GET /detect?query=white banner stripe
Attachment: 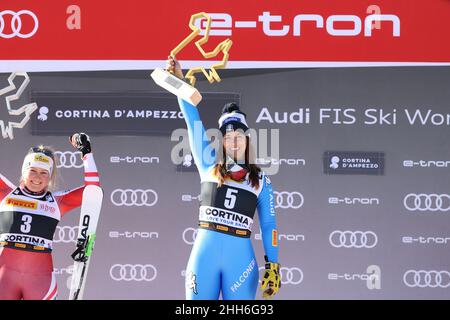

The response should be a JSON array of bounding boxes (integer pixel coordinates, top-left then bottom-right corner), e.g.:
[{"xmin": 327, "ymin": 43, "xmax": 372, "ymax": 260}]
[{"xmin": 1, "ymin": 60, "xmax": 450, "ymax": 73}]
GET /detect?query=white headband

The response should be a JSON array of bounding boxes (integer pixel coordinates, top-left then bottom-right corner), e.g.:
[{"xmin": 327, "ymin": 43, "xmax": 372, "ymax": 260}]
[
  {"xmin": 22, "ymin": 153, "xmax": 54, "ymax": 176},
  {"xmin": 218, "ymin": 112, "xmax": 249, "ymax": 129}
]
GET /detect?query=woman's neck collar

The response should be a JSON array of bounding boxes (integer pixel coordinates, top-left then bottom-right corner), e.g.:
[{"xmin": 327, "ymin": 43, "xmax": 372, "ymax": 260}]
[{"xmin": 21, "ymin": 185, "xmax": 47, "ymax": 198}]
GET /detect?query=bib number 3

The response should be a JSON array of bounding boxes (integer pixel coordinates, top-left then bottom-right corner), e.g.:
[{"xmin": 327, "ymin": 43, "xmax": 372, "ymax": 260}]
[{"xmin": 20, "ymin": 214, "xmax": 33, "ymax": 233}]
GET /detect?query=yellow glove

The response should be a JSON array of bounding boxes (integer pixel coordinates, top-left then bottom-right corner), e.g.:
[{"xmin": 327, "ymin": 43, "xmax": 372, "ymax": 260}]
[{"xmin": 260, "ymin": 256, "xmax": 281, "ymax": 299}]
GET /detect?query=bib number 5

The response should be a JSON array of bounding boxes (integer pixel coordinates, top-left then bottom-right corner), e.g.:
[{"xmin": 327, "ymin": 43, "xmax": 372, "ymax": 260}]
[{"xmin": 224, "ymin": 188, "xmax": 238, "ymax": 209}]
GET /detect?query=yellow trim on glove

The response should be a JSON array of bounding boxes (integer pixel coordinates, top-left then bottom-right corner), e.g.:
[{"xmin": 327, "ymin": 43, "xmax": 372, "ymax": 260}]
[{"xmin": 260, "ymin": 262, "xmax": 281, "ymax": 299}]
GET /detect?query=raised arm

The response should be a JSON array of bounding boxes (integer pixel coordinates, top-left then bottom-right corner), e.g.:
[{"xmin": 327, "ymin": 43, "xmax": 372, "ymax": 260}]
[
  {"xmin": 168, "ymin": 56, "xmax": 216, "ymax": 178},
  {"xmin": 55, "ymin": 133, "xmax": 100, "ymax": 217},
  {"xmin": 177, "ymin": 98, "xmax": 216, "ymax": 177}
]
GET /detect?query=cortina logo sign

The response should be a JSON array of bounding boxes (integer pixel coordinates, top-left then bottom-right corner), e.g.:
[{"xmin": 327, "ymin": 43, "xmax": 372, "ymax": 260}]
[
  {"xmin": 330, "ymin": 156, "xmax": 340, "ymax": 169},
  {"xmin": 324, "ymin": 151, "xmax": 384, "ymax": 175},
  {"xmin": 37, "ymin": 106, "xmax": 48, "ymax": 121}
]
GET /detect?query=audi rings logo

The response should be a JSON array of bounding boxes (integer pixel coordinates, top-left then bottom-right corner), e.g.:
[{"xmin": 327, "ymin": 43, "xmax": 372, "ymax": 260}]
[
  {"xmin": 110, "ymin": 264, "xmax": 157, "ymax": 282},
  {"xmin": 53, "ymin": 226, "xmax": 79, "ymax": 243},
  {"xmin": 0, "ymin": 10, "xmax": 39, "ymax": 39},
  {"xmin": 404, "ymin": 194, "xmax": 450, "ymax": 212},
  {"xmin": 403, "ymin": 270, "xmax": 450, "ymax": 288},
  {"xmin": 55, "ymin": 151, "xmax": 83, "ymax": 169},
  {"xmin": 111, "ymin": 189, "xmax": 158, "ymax": 207},
  {"xmin": 274, "ymin": 191, "xmax": 304, "ymax": 209},
  {"xmin": 280, "ymin": 267, "xmax": 304, "ymax": 285},
  {"xmin": 329, "ymin": 230, "xmax": 378, "ymax": 248},
  {"xmin": 182, "ymin": 227, "xmax": 198, "ymax": 245},
  {"xmin": 258, "ymin": 266, "xmax": 303, "ymax": 285}
]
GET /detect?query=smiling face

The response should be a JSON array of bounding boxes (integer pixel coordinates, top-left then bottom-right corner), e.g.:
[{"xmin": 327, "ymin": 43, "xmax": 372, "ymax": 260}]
[
  {"xmin": 223, "ymin": 130, "xmax": 247, "ymax": 162},
  {"xmin": 22, "ymin": 167, "xmax": 50, "ymax": 193}
]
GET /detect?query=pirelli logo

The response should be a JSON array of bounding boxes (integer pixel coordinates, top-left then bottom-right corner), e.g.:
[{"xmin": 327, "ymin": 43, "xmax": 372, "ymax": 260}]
[
  {"xmin": 6, "ymin": 198, "xmax": 38, "ymax": 210},
  {"xmin": 217, "ymin": 225, "xmax": 229, "ymax": 232},
  {"xmin": 272, "ymin": 229, "xmax": 278, "ymax": 247},
  {"xmin": 236, "ymin": 230, "xmax": 248, "ymax": 236},
  {"xmin": 199, "ymin": 221, "xmax": 250, "ymax": 237}
]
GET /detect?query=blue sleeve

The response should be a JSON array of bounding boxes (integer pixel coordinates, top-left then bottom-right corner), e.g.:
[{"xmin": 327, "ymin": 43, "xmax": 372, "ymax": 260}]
[
  {"xmin": 177, "ymin": 97, "xmax": 216, "ymax": 178},
  {"xmin": 256, "ymin": 173, "xmax": 278, "ymax": 263}
]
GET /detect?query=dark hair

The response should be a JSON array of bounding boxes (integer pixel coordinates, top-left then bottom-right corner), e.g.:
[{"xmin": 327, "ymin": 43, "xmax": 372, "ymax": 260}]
[
  {"xmin": 222, "ymin": 102, "xmax": 246, "ymax": 117},
  {"xmin": 213, "ymin": 136, "xmax": 261, "ymax": 189},
  {"xmin": 219, "ymin": 103, "xmax": 249, "ymax": 136}
]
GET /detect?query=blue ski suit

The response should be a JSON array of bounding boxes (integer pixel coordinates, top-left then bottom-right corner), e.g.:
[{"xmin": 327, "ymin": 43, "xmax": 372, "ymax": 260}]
[{"xmin": 178, "ymin": 98, "xmax": 278, "ymax": 300}]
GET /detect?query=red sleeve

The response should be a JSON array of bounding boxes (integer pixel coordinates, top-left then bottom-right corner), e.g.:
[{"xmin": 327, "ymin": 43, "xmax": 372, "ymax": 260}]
[
  {"xmin": 54, "ymin": 186, "xmax": 85, "ymax": 217},
  {"xmin": 0, "ymin": 174, "xmax": 15, "ymax": 201}
]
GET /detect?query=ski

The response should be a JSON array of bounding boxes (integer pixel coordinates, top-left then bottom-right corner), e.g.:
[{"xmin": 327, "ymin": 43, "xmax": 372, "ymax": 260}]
[{"xmin": 69, "ymin": 185, "xmax": 103, "ymax": 300}]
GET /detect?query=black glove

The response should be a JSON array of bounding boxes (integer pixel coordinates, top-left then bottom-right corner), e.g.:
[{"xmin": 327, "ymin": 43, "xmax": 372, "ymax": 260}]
[
  {"xmin": 70, "ymin": 132, "xmax": 91, "ymax": 157},
  {"xmin": 71, "ymin": 238, "xmax": 88, "ymax": 262}
]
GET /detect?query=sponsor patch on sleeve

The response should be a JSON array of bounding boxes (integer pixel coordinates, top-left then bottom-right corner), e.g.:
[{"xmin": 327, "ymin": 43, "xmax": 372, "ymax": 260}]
[{"xmin": 272, "ymin": 229, "xmax": 278, "ymax": 247}]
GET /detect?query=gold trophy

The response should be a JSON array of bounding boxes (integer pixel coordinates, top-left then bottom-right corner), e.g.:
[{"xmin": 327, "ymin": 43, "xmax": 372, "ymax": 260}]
[{"xmin": 151, "ymin": 12, "xmax": 232, "ymax": 106}]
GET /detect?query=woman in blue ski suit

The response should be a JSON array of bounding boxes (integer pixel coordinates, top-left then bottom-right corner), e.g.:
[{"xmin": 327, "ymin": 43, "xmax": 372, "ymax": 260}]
[{"xmin": 167, "ymin": 57, "xmax": 281, "ymax": 300}]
